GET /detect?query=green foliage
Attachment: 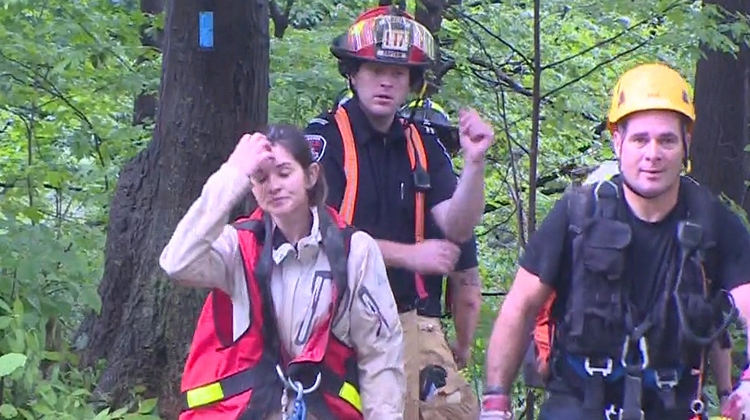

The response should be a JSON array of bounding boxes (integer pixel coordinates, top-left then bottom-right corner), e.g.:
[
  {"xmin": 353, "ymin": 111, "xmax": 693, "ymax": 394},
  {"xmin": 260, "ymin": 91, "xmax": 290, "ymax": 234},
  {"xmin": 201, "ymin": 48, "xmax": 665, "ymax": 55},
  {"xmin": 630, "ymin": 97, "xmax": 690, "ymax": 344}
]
[
  {"xmin": 1, "ymin": 0, "xmax": 749, "ymax": 417},
  {"xmin": 0, "ymin": 0, "xmax": 157, "ymax": 418}
]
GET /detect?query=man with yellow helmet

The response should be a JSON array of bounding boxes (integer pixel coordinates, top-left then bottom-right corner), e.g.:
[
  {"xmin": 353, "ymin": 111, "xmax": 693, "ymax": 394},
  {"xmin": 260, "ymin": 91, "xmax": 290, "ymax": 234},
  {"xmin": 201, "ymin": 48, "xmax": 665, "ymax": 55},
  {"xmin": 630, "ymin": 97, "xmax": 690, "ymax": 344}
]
[
  {"xmin": 481, "ymin": 62, "xmax": 750, "ymax": 420},
  {"xmin": 305, "ymin": 4, "xmax": 493, "ymax": 419}
]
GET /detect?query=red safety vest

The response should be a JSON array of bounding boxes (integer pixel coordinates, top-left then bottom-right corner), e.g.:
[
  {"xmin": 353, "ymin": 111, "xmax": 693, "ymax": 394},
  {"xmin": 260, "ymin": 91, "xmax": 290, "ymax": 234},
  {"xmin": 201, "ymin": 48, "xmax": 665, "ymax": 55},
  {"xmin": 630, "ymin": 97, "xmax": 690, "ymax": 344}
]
[{"xmin": 179, "ymin": 206, "xmax": 363, "ymax": 420}]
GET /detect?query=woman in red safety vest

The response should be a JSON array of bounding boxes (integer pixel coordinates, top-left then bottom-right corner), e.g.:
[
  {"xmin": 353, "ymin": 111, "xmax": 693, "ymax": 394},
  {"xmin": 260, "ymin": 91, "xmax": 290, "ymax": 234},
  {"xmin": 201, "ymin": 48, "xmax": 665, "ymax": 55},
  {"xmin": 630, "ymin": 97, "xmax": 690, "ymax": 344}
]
[{"xmin": 159, "ymin": 124, "xmax": 405, "ymax": 420}]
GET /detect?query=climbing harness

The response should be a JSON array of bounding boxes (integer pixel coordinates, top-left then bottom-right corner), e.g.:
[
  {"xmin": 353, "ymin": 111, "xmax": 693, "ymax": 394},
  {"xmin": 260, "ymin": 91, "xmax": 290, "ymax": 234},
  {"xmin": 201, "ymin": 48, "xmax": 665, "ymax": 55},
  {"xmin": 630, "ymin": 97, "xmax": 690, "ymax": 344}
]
[
  {"xmin": 277, "ymin": 364, "xmax": 322, "ymax": 420},
  {"xmin": 542, "ymin": 176, "xmax": 738, "ymax": 419}
]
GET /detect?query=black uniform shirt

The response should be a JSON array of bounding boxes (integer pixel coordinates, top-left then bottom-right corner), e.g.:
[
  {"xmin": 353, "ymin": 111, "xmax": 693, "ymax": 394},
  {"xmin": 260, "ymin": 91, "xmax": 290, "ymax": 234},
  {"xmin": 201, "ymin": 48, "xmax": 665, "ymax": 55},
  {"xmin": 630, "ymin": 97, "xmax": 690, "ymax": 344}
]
[{"xmin": 304, "ymin": 98, "xmax": 460, "ymax": 311}]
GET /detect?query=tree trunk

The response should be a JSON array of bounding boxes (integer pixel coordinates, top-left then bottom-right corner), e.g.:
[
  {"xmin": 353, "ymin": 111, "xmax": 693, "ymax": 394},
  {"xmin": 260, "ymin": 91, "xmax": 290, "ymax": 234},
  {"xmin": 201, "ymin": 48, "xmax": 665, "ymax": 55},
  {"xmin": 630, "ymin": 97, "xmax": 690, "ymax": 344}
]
[
  {"xmin": 415, "ymin": 0, "xmax": 454, "ymax": 97},
  {"xmin": 74, "ymin": 0, "xmax": 270, "ymax": 417},
  {"xmin": 132, "ymin": 0, "xmax": 165, "ymax": 127},
  {"xmin": 690, "ymin": 0, "xmax": 750, "ymax": 211}
]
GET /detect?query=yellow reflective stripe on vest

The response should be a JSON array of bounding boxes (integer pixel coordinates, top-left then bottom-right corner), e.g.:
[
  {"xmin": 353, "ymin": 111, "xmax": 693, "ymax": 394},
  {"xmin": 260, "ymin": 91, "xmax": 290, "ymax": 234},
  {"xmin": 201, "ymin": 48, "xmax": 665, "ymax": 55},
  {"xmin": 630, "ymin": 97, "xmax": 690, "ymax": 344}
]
[
  {"xmin": 185, "ymin": 382, "xmax": 224, "ymax": 409},
  {"xmin": 339, "ymin": 381, "xmax": 362, "ymax": 411},
  {"xmin": 184, "ymin": 379, "xmax": 362, "ymax": 412}
]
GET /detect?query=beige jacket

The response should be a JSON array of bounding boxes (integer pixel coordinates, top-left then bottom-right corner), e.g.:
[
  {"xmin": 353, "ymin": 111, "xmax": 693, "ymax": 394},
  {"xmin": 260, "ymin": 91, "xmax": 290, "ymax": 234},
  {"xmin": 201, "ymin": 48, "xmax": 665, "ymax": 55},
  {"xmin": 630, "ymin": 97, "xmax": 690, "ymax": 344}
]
[{"xmin": 159, "ymin": 163, "xmax": 405, "ymax": 419}]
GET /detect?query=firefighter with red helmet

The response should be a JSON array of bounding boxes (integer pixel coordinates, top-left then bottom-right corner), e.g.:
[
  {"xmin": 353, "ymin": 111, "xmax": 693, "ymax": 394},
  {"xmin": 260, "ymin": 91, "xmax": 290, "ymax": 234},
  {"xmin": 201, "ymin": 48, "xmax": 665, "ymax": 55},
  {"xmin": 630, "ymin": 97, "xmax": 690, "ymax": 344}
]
[{"xmin": 305, "ymin": 5, "xmax": 493, "ymax": 420}]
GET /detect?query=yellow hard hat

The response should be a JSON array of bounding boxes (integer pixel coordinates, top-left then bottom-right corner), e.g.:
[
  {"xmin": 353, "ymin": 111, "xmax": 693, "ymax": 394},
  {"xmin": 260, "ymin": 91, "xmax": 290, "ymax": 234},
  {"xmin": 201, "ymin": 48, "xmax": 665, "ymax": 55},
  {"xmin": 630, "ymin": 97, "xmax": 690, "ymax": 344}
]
[{"xmin": 607, "ymin": 63, "xmax": 695, "ymax": 134}]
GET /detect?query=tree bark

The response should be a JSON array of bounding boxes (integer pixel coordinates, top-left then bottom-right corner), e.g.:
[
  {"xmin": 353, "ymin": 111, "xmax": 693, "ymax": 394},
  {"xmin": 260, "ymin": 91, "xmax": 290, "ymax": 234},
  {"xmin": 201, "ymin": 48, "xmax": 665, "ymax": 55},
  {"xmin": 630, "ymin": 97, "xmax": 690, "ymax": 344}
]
[
  {"xmin": 690, "ymin": 0, "xmax": 750, "ymax": 211},
  {"xmin": 74, "ymin": 0, "xmax": 270, "ymax": 417},
  {"xmin": 132, "ymin": 0, "xmax": 164, "ymax": 127}
]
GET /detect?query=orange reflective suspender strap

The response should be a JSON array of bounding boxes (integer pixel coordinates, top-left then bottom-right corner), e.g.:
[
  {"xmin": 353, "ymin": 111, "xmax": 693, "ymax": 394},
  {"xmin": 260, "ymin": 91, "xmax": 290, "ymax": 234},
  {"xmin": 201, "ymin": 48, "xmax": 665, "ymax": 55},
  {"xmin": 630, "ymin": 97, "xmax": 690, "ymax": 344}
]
[
  {"xmin": 333, "ymin": 107, "xmax": 429, "ymax": 300},
  {"xmin": 334, "ymin": 107, "xmax": 359, "ymax": 225},
  {"xmin": 405, "ymin": 124, "xmax": 429, "ymax": 300}
]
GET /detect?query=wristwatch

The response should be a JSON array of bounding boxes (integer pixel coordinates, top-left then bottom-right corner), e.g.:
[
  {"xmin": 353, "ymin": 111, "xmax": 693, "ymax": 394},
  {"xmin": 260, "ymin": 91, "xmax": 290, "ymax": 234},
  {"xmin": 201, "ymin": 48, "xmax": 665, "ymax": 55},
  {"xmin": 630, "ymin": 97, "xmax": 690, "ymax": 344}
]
[
  {"xmin": 483, "ymin": 386, "xmax": 508, "ymax": 396},
  {"xmin": 482, "ymin": 387, "xmax": 511, "ymax": 413}
]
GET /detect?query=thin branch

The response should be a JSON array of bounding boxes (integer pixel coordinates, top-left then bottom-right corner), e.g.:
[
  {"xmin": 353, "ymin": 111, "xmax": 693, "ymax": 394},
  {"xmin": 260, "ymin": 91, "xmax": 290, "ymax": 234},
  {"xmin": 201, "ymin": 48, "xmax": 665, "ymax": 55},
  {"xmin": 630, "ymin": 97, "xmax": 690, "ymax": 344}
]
[
  {"xmin": 460, "ymin": 19, "xmax": 531, "ymax": 157},
  {"xmin": 542, "ymin": 37, "xmax": 652, "ymax": 100},
  {"xmin": 467, "ymin": 57, "xmax": 533, "ymax": 97},
  {"xmin": 269, "ymin": 0, "xmax": 296, "ymax": 39},
  {"xmin": 61, "ymin": 7, "xmax": 136, "ymax": 73},
  {"xmin": 477, "ymin": 208, "xmax": 516, "ymax": 237},
  {"xmin": 542, "ymin": 0, "xmax": 682, "ymax": 71},
  {"xmin": 527, "ymin": 0, "xmax": 541, "ymax": 236},
  {"xmin": 0, "ymin": 181, "xmax": 84, "ymax": 192},
  {"xmin": 453, "ymin": 8, "xmax": 532, "ymax": 67},
  {"xmin": 0, "ymin": 51, "xmax": 109, "ymax": 173},
  {"xmin": 498, "ymin": 86, "xmax": 526, "ymax": 246}
]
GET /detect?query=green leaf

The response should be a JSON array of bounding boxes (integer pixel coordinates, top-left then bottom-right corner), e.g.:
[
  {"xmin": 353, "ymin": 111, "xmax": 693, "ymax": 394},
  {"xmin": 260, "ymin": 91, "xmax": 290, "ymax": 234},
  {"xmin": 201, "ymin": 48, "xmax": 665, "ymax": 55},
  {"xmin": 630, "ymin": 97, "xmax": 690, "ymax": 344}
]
[
  {"xmin": 41, "ymin": 351, "xmax": 63, "ymax": 361},
  {"xmin": 0, "ymin": 316, "xmax": 12, "ymax": 329},
  {"xmin": 0, "ymin": 404, "xmax": 17, "ymax": 419},
  {"xmin": 110, "ymin": 406, "xmax": 129, "ymax": 417},
  {"xmin": 137, "ymin": 398, "xmax": 158, "ymax": 414},
  {"xmin": 92, "ymin": 408, "xmax": 111, "ymax": 420},
  {"xmin": 0, "ymin": 353, "xmax": 27, "ymax": 377}
]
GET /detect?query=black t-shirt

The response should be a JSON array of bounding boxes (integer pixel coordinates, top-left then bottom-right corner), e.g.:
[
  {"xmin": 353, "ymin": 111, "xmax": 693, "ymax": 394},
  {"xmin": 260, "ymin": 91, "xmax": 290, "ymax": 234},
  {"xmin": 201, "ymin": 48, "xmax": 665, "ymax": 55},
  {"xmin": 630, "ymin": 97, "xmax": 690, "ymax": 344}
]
[
  {"xmin": 304, "ymin": 98, "xmax": 460, "ymax": 309},
  {"xmin": 521, "ymin": 186, "xmax": 750, "ymax": 320}
]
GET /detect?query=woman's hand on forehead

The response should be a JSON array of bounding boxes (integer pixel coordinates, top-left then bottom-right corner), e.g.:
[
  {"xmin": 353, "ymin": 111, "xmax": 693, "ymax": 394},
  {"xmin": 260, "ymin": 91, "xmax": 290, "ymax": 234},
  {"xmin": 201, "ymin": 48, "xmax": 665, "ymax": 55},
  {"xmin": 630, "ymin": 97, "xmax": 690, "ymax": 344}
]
[{"xmin": 227, "ymin": 132, "xmax": 276, "ymax": 178}]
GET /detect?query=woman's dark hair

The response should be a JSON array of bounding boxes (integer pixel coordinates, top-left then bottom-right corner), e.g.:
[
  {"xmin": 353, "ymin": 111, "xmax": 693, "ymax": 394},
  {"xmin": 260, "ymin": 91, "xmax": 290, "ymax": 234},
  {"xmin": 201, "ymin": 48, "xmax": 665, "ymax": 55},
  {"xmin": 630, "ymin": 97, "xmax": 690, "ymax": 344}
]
[
  {"xmin": 265, "ymin": 123, "xmax": 328, "ymax": 207},
  {"xmin": 230, "ymin": 123, "xmax": 328, "ymax": 219}
]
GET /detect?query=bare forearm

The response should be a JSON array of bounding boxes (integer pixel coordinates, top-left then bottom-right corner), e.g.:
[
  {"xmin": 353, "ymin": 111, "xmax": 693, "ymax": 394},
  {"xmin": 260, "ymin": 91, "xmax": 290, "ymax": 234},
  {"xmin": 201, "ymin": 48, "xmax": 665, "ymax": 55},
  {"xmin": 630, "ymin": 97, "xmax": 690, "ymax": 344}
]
[
  {"xmin": 485, "ymin": 303, "xmax": 534, "ymax": 389},
  {"xmin": 729, "ymin": 285, "xmax": 750, "ymax": 360},
  {"xmin": 450, "ymin": 272, "xmax": 481, "ymax": 348},
  {"xmin": 440, "ymin": 161, "xmax": 485, "ymax": 242},
  {"xmin": 453, "ymin": 300, "xmax": 480, "ymax": 349},
  {"xmin": 374, "ymin": 240, "xmax": 413, "ymax": 269},
  {"xmin": 709, "ymin": 343, "xmax": 733, "ymax": 394}
]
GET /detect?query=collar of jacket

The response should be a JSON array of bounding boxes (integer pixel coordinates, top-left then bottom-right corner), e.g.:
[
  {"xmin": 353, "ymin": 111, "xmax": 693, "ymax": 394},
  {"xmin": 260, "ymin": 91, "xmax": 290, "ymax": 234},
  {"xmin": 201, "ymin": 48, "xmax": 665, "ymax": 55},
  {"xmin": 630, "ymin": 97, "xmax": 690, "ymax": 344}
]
[
  {"xmin": 271, "ymin": 206, "xmax": 322, "ymax": 264},
  {"xmin": 344, "ymin": 97, "xmax": 409, "ymax": 145}
]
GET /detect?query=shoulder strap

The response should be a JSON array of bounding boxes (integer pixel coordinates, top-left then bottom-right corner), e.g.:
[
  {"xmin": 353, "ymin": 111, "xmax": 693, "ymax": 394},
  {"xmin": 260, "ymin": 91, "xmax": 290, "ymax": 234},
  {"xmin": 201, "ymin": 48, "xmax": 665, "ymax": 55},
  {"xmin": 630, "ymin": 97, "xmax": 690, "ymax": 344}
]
[
  {"xmin": 680, "ymin": 176, "xmax": 717, "ymax": 251},
  {"xmin": 405, "ymin": 125, "xmax": 429, "ymax": 243},
  {"xmin": 318, "ymin": 208, "xmax": 354, "ymax": 309},
  {"xmin": 232, "ymin": 213, "xmax": 281, "ymax": 355},
  {"xmin": 566, "ymin": 184, "xmax": 596, "ymax": 235},
  {"xmin": 566, "ymin": 176, "xmax": 623, "ymax": 233},
  {"xmin": 333, "ymin": 107, "xmax": 359, "ymax": 225},
  {"xmin": 342, "ymin": 226, "xmax": 357, "ymax": 257},
  {"xmin": 405, "ymin": 125, "xmax": 430, "ymax": 300},
  {"xmin": 232, "ymin": 218, "xmax": 264, "ymax": 235}
]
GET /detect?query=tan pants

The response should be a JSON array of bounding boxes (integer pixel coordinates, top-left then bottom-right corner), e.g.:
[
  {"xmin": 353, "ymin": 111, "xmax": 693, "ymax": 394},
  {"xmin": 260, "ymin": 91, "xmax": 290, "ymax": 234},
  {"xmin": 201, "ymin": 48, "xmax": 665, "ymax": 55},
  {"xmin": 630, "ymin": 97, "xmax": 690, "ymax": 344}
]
[{"xmin": 400, "ymin": 310, "xmax": 479, "ymax": 420}]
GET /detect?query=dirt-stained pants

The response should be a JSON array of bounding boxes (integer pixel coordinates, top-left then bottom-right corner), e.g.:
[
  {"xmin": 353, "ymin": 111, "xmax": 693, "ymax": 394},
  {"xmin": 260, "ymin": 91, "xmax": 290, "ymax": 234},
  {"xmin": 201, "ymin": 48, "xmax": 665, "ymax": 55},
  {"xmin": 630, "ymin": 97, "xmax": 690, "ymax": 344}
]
[{"xmin": 400, "ymin": 310, "xmax": 479, "ymax": 420}]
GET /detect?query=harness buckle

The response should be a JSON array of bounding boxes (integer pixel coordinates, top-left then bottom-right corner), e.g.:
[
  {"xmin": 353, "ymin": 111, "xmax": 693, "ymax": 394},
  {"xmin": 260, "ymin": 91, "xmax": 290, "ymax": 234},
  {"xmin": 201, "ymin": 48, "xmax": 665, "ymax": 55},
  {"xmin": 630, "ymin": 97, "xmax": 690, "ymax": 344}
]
[
  {"xmin": 605, "ymin": 404, "xmax": 621, "ymax": 420},
  {"xmin": 584, "ymin": 357, "xmax": 613, "ymax": 377},
  {"xmin": 620, "ymin": 336, "xmax": 650, "ymax": 370},
  {"xmin": 654, "ymin": 369, "xmax": 679, "ymax": 390},
  {"xmin": 413, "ymin": 167, "xmax": 431, "ymax": 191},
  {"xmin": 275, "ymin": 364, "xmax": 323, "ymax": 394},
  {"xmin": 605, "ymin": 405, "xmax": 644, "ymax": 420},
  {"xmin": 690, "ymin": 399, "xmax": 704, "ymax": 415}
]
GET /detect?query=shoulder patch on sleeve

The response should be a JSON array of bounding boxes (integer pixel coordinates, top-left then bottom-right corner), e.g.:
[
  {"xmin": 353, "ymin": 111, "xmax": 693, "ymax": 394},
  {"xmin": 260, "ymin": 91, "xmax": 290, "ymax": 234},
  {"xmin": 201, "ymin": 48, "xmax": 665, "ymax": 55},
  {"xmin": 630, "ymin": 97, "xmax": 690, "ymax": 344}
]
[
  {"xmin": 306, "ymin": 134, "xmax": 327, "ymax": 162},
  {"xmin": 307, "ymin": 117, "xmax": 329, "ymax": 126}
]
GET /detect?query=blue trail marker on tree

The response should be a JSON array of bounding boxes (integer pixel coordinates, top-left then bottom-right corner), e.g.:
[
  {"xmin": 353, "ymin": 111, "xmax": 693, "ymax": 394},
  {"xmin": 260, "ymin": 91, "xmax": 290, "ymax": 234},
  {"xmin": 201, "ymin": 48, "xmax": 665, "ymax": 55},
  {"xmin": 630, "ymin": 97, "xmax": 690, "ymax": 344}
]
[{"xmin": 198, "ymin": 0, "xmax": 214, "ymax": 50}]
